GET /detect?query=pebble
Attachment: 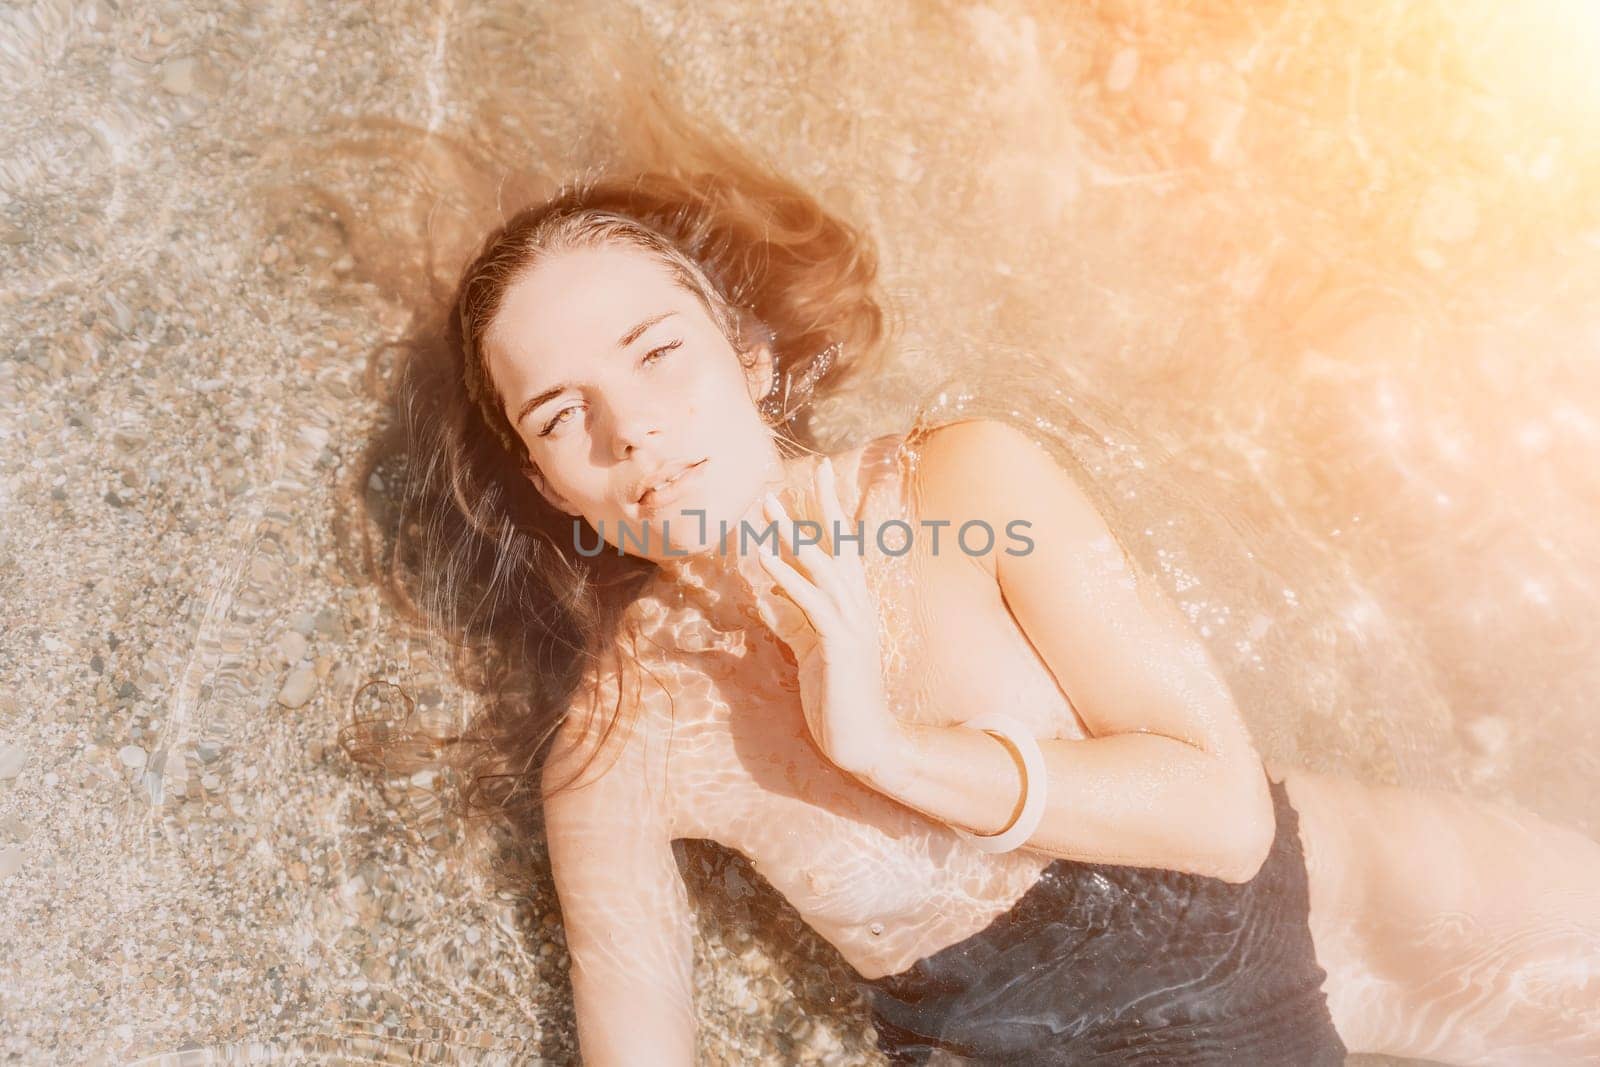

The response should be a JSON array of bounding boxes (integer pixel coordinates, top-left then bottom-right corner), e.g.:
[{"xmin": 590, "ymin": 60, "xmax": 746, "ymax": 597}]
[
  {"xmin": 1413, "ymin": 180, "xmax": 1479, "ymax": 247},
  {"xmin": 0, "ymin": 743, "xmax": 26, "ymax": 780},
  {"xmin": 276, "ymin": 668, "xmax": 318, "ymax": 708},
  {"xmin": 1104, "ymin": 46, "xmax": 1138, "ymax": 93},
  {"xmin": 313, "ymin": 607, "xmax": 346, "ymax": 640},
  {"xmin": 138, "ymin": 658, "xmax": 167, "ymax": 687},
  {"xmin": 0, "ymin": 846, "xmax": 23, "ymax": 880},
  {"xmin": 117, "ymin": 744, "xmax": 147, "ymax": 769},
  {"xmin": 275, "ymin": 630, "xmax": 308, "ymax": 665},
  {"xmin": 1467, "ymin": 716, "xmax": 1510, "ymax": 757},
  {"xmin": 1133, "ymin": 58, "xmax": 1193, "ymax": 126},
  {"xmin": 158, "ymin": 57, "xmax": 195, "ymax": 95}
]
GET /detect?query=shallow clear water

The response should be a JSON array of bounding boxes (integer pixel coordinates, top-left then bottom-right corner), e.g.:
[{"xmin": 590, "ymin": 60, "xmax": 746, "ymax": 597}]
[{"xmin": 2, "ymin": 0, "xmax": 1597, "ymax": 1063}]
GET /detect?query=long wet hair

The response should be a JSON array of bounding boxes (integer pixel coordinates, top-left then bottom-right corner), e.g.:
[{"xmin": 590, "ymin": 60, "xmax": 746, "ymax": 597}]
[{"xmin": 339, "ymin": 102, "xmax": 892, "ymax": 832}]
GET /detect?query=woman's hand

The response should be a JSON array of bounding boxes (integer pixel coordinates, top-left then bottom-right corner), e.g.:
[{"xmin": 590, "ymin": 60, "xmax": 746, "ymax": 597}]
[{"xmin": 751, "ymin": 457, "xmax": 910, "ymax": 780}]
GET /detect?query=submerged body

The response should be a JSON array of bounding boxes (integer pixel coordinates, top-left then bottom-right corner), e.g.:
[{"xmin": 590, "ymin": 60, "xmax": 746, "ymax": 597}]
[
  {"xmin": 546, "ymin": 428, "xmax": 1600, "ymax": 1064},
  {"xmin": 421, "ymin": 163, "xmax": 1600, "ymax": 1065}
]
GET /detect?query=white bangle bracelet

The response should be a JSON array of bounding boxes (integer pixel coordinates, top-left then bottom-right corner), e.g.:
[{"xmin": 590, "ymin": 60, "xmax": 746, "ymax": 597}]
[{"xmin": 949, "ymin": 712, "xmax": 1048, "ymax": 854}]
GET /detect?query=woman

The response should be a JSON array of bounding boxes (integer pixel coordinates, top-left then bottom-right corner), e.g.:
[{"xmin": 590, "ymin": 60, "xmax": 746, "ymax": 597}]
[{"xmin": 349, "ymin": 148, "xmax": 1600, "ymax": 1065}]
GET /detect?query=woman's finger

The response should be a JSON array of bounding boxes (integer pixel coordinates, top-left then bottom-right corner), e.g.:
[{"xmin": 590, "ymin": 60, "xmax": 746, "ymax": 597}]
[
  {"xmin": 756, "ymin": 540, "xmax": 833, "ymax": 629},
  {"xmin": 791, "ymin": 532, "xmax": 841, "ymax": 598},
  {"xmin": 765, "ymin": 491, "xmax": 847, "ymax": 605}
]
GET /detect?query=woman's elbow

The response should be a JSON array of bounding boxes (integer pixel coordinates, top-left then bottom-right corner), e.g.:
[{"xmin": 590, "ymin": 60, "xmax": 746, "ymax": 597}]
[{"xmin": 1211, "ymin": 764, "xmax": 1276, "ymax": 884}]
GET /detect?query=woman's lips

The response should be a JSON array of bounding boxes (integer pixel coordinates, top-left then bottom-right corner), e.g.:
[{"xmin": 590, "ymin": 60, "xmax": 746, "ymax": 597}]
[{"xmin": 637, "ymin": 458, "xmax": 708, "ymax": 512}]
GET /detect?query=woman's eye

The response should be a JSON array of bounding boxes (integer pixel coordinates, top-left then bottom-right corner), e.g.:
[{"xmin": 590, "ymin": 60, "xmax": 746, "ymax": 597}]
[
  {"xmin": 641, "ymin": 339, "xmax": 682, "ymax": 367},
  {"xmin": 538, "ymin": 405, "xmax": 581, "ymax": 437},
  {"xmin": 536, "ymin": 341, "xmax": 679, "ymax": 438}
]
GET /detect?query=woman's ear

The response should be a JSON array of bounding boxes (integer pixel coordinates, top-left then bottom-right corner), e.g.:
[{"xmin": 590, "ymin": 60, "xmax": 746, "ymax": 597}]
[
  {"xmin": 521, "ymin": 462, "xmax": 581, "ymax": 517},
  {"xmin": 743, "ymin": 340, "xmax": 777, "ymax": 406}
]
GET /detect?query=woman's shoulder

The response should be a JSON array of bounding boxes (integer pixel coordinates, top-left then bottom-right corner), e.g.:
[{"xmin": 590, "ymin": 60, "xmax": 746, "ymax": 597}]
[
  {"xmin": 904, "ymin": 414, "xmax": 1038, "ymax": 467},
  {"xmin": 552, "ymin": 619, "xmax": 701, "ymax": 777},
  {"xmin": 824, "ymin": 420, "xmax": 1013, "ymax": 533},
  {"xmin": 904, "ymin": 416, "xmax": 1056, "ymax": 504},
  {"xmin": 860, "ymin": 416, "xmax": 1036, "ymax": 516}
]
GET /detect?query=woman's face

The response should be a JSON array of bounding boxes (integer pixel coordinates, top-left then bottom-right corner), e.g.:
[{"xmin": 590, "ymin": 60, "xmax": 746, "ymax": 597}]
[{"xmin": 484, "ymin": 242, "xmax": 781, "ymax": 561}]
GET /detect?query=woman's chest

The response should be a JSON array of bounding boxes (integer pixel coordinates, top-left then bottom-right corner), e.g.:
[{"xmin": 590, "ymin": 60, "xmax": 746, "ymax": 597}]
[
  {"xmin": 650, "ymin": 439, "xmax": 1087, "ymax": 972},
  {"xmin": 868, "ymin": 523, "xmax": 1087, "ymax": 742},
  {"xmin": 656, "ymin": 616, "xmax": 1055, "ymax": 976},
  {"xmin": 658, "ymin": 436, "xmax": 1086, "ymax": 827}
]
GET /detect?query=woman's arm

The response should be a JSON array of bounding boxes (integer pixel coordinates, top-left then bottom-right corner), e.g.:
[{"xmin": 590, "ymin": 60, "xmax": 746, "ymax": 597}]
[
  {"xmin": 541, "ymin": 683, "xmax": 698, "ymax": 1066},
  {"xmin": 858, "ymin": 418, "xmax": 1275, "ymax": 883}
]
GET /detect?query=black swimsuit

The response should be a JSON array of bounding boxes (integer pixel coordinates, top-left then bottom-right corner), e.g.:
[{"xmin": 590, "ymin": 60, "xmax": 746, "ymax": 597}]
[{"xmin": 857, "ymin": 775, "xmax": 1348, "ymax": 1065}]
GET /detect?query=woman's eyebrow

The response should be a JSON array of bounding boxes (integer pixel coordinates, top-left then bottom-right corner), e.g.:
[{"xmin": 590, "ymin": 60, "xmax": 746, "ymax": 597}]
[{"xmin": 513, "ymin": 310, "xmax": 678, "ymax": 426}]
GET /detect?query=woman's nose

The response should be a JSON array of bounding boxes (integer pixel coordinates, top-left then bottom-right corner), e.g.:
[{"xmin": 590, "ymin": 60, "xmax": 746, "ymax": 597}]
[{"xmin": 604, "ymin": 400, "xmax": 660, "ymax": 460}]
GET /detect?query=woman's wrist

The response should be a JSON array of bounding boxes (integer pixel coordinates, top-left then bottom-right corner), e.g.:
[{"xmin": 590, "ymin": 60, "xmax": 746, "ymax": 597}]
[
  {"xmin": 844, "ymin": 718, "xmax": 920, "ymax": 793},
  {"xmin": 848, "ymin": 716, "xmax": 1050, "ymax": 855},
  {"xmin": 945, "ymin": 713, "xmax": 1049, "ymax": 853}
]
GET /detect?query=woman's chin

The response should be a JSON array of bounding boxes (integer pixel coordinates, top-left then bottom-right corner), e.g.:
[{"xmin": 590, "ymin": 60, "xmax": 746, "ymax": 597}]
[
  {"xmin": 607, "ymin": 511, "xmax": 730, "ymax": 561},
  {"xmin": 591, "ymin": 490, "xmax": 767, "ymax": 561}
]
